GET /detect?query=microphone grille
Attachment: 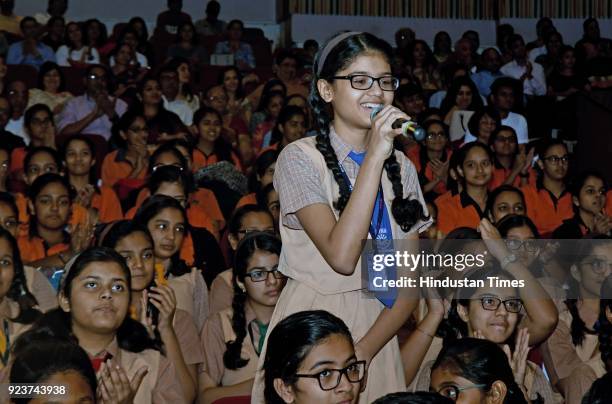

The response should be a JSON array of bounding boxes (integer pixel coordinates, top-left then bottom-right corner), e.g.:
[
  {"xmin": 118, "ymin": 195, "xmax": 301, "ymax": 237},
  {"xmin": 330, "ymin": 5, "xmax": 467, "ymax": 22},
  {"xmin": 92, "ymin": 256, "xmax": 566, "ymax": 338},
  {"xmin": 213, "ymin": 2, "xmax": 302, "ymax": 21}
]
[{"xmin": 370, "ymin": 105, "xmax": 384, "ymax": 121}]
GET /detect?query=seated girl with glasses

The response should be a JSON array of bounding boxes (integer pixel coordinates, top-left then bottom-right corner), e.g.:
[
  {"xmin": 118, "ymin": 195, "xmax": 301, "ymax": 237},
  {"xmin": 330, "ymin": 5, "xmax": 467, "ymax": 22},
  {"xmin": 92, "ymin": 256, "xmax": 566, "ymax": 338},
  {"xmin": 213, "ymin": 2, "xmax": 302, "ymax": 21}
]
[
  {"xmin": 542, "ymin": 236, "xmax": 612, "ymax": 403},
  {"xmin": 553, "ymin": 171, "xmax": 611, "ymax": 239},
  {"xmin": 209, "ymin": 205, "xmax": 275, "ymax": 315},
  {"xmin": 403, "ymin": 219, "xmax": 557, "ymax": 400},
  {"xmin": 198, "ymin": 232, "xmax": 285, "ymax": 403},
  {"xmin": 488, "ymin": 126, "xmax": 535, "ymax": 191},
  {"xmin": 521, "ymin": 139, "xmax": 572, "ymax": 237},
  {"xmin": 430, "ymin": 338, "xmax": 528, "ymax": 403},
  {"xmin": 410, "ymin": 265, "xmax": 558, "ymax": 402},
  {"xmin": 498, "ymin": 214, "xmax": 571, "ymax": 311},
  {"xmin": 264, "ymin": 310, "xmax": 364, "ymax": 404}
]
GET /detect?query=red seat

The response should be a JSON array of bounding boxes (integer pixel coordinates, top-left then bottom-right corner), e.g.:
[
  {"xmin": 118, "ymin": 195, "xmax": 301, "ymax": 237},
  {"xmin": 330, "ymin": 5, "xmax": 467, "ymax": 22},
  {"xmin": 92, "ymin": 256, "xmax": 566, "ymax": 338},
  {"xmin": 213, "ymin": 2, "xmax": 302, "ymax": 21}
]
[
  {"xmin": 6, "ymin": 64, "xmax": 37, "ymax": 89},
  {"xmin": 59, "ymin": 66, "xmax": 87, "ymax": 95},
  {"xmin": 200, "ymin": 34, "xmax": 224, "ymax": 55},
  {"xmin": 55, "ymin": 133, "xmax": 108, "ymax": 179},
  {"xmin": 245, "ymin": 36, "xmax": 272, "ymax": 67}
]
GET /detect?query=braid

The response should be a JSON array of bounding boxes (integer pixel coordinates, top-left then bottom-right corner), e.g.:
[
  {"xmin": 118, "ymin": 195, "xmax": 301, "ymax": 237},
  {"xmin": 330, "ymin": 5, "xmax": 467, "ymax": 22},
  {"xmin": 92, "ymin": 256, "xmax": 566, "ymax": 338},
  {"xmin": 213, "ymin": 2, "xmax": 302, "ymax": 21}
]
[
  {"xmin": 565, "ymin": 299, "xmax": 588, "ymax": 346},
  {"xmin": 383, "ymin": 154, "xmax": 427, "ymax": 232},
  {"xmin": 310, "ymin": 84, "xmax": 351, "ymax": 213},
  {"xmin": 223, "ymin": 280, "xmax": 249, "ymax": 370},
  {"xmin": 439, "ymin": 300, "xmax": 467, "ymax": 346},
  {"xmin": 599, "ymin": 318, "xmax": 612, "ymax": 371}
]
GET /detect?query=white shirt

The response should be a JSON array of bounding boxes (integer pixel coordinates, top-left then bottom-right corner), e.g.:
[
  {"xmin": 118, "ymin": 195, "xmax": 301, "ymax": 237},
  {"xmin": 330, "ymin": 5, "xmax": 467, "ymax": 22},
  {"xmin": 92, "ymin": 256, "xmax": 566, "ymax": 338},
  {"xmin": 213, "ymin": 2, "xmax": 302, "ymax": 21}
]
[
  {"xmin": 110, "ymin": 52, "xmax": 149, "ymax": 69},
  {"xmin": 56, "ymin": 45, "xmax": 100, "ymax": 67},
  {"xmin": 464, "ymin": 111, "xmax": 528, "ymax": 144},
  {"xmin": 500, "ymin": 60, "xmax": 547, "ymax": 96},
  {"xmin": 163, "ymin": 96, "xmax": 193, "ymax": 126},
  {"xmin": 5, "ymin": 117, "xmax": 28, "ymax": 145},
  {"xmin": 529, "ymin": 46, "xmax": 547, "ymax": 62}
]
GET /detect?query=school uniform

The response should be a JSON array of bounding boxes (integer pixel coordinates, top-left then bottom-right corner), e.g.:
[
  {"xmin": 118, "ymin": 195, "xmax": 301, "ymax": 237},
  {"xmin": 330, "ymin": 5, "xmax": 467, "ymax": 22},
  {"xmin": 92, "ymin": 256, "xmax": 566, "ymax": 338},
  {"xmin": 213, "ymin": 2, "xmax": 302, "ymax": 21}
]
[
  {"xmin": 23, "ymin": 265, "xmax": 59, "ymax": 312},
  {"xmin": 406, "ymin": 146, "xmax": 452, "ymax": 197},
  {"xmin": 101, "ymin": 150, "xmax": 148, "ymax": 188},
  {"xmin": 166, "ymin": 266, "xmax": 209, "ymax": 332},
  {"xmin": 199, "ymin": 304, "xmax": 263, "ymax": 387},
  {"xmin": 435, "ymin": 190, "xmax": 487, "ymax": 235},
  {"xmin": 88, "ymin": 337, "xmax": 184, "ymax": 404},
  {"xmin": 126, "ymin": 199, "xmax": 219, "ymax": 241},
  {"xmin": 14, "ymin": 193, "xmax": 90, "ymax": 238},
  {"xmin": 542, "ymin": 310, "xmax": 606, "ymax": 403},
  {"xmin": 488, "ymin": 165, "xmax": 536, "ymax": 191},
  {"xmin": 552, "ymin": 214, "xmax": 590, "ymax": 239},
  {"xmin": 89, "ymin": 186, "xmax": 123, "ymax": 223},
  {"xmin": 17, "ymin": 234, "xmax": 69, "ymax": 264},
  {"xmin": 208, "ymin": 269, "xmax": 234, "ymax": 315},
  {"xmin": 250, "ymin": 128, "xmax": 432, "ymax": 403},
  {"xmin": 235, "ymin": 193, "xmax": 257, "ymax": 210},
  {"xmin": 133, "ymin": 188, "xmax": 225, "ymax": 232},
  {"xmin": 521, "ymin": 180, "xmax": 573, "ymax": 237},
  {"xmin": 0, "ymin": 299, "xmax": 35, "ymax": 399},
  {"xmin": 192, "ymin": 149, "xmax": 243, "ymax": 172}
]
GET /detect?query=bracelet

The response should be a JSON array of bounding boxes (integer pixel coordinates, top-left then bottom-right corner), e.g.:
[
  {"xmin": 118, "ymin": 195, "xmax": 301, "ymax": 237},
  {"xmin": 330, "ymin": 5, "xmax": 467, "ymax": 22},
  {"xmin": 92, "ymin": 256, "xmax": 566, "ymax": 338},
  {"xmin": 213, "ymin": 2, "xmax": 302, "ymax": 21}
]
[{"xmin": 416, "ymin": 327, "xmax": 435, "ymax": 339}]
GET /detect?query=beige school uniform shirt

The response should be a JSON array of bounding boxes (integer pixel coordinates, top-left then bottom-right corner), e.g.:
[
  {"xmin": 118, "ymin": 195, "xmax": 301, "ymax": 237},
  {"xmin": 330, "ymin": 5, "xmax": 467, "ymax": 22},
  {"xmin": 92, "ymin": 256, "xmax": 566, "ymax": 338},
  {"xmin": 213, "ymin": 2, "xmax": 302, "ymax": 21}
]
[
  {"xmin": 208, "ymin": 268, "xmax": 234, "ymax": 315},
  {"xmin": 250, "ymin": 127, "xmax": 431, "ymax": 403},
  {"xmin": 199, "ymin": 303, "xmax": 261, "ymax": 387},
  {"xmin": 542, "ymin": 309, "xmax": 606, "ymax": 404},
  {"xmin": 167, "ymin": 267, "xmax": 209, "ymax": 332}
]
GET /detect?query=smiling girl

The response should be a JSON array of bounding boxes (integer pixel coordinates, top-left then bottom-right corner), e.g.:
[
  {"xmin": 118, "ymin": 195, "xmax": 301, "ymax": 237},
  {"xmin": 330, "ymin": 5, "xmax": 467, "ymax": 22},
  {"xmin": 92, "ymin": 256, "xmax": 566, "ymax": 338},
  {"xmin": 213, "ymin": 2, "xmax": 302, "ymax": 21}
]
[
  {"xmin": 192, "ymin": 106, "xmax": 243, "ymax": 171},
  {"xmin": 251, "ymin": 32, "xmax": 431, "ymax": 402},
  {"xmin": 264, "ymin": 310, "xmax": 364, "ymax": 404}
]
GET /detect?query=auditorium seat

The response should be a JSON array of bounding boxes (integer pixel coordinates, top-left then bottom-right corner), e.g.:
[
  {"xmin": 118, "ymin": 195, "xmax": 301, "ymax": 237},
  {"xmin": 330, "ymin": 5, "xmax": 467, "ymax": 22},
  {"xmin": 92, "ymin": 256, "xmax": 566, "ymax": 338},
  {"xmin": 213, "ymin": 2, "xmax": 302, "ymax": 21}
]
[{"xmin": 6, "ymin": 64, "xmax": 37, "ymax": 89}]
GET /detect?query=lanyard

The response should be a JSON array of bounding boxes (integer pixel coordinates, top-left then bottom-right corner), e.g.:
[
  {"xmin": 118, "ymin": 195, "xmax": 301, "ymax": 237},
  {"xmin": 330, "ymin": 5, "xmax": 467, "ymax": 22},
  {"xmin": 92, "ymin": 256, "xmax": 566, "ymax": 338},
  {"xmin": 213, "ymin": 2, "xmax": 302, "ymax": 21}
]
[
  {"xmin": 337, "ymin": 162, "xmax": 386, "ymax": 240},
  {"xmin": 0, "ymin": 320, "xmax": 9, "ymax": 368}
]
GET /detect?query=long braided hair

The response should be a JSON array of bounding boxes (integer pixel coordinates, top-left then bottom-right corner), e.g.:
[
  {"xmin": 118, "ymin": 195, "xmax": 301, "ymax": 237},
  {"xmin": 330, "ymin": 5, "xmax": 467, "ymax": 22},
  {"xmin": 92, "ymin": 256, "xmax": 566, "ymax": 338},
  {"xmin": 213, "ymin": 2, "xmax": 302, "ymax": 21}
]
[
  {"xmin": 223, "ymin": 232, "xmax": 282, "ymax": 369},
  {"xmin": 310, "ymin": 32, "xmax": 427, "ymax": 232}
]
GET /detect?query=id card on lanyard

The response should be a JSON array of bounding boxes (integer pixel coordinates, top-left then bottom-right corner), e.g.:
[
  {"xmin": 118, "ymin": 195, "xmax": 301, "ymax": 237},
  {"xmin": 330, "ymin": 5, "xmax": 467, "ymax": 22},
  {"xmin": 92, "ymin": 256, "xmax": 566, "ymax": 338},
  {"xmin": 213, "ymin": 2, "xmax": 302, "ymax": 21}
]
[{"xmin": 338, "ymin": 154, "xmax": 397, "ymax": 308}]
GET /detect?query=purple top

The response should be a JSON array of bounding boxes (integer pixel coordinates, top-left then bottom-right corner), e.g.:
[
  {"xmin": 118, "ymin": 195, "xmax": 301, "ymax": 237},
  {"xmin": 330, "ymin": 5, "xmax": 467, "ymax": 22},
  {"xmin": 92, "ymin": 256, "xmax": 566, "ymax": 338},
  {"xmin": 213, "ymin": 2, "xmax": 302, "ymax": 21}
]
[{"xmin": 58, "ymin": 94, "xmax": 127, "ymax": 140}]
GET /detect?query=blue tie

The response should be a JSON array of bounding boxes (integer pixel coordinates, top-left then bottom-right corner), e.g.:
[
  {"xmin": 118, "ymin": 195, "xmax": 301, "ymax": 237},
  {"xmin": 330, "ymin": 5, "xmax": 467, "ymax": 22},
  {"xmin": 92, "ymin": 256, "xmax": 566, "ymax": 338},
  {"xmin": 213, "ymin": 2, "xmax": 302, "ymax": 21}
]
[{"xmin": 348, "ymin": 151, "xmax": 397, "ymax": 308}]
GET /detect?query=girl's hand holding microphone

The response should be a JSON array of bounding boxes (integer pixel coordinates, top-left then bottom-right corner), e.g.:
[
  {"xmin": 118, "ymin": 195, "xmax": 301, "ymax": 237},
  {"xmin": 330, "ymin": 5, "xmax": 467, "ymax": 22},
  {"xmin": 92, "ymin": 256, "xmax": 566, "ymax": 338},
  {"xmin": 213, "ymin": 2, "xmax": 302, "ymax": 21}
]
[{"xmin": 368, "ymin": 104, "xmax": 412, "ymax": 160}]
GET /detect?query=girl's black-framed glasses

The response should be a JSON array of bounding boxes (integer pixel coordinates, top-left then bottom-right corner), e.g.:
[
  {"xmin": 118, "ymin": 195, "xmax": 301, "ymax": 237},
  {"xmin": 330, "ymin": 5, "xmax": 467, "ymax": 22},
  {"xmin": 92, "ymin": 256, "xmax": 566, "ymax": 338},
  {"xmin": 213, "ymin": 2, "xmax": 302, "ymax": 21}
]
[
  {"xmin": 331, "ymin": 75, "xmax": 399, "ymax": 91},
  {"xmin": 294, "ymin": 360, "xmax": 366, "ymax": 390}
]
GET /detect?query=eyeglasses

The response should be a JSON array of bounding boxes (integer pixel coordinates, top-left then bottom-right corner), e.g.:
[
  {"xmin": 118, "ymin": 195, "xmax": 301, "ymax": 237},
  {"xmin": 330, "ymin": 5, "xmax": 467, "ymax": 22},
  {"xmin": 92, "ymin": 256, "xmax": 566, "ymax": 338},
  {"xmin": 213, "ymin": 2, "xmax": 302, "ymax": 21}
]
[
  {"xmin": 331, "ymin": 75, "xmax": 399, "ymax": 91},
  {"xmin": 237, "ymin": 229, "xmax": 276, "ymax": 236},
  {"xmin": 244, "ymin": 268, "xmax": 285, "ymax": 282},
  {"xmin": 88, "ymin": 74, "xmax": 107, "ymax": 81},
  {"xmin": 152, "ymin": 164, "xmax": 184, "ymax": 172},
  {"xmin": 505, "ymin": 238, "xmax": 538, "ymax": 253},
  {"xmin": 426, "ymin": 132, "xmax": 446, "ymax": 140},
  {"xmin": 1, "ymin": 218, "xmax": 17, "ymax": 229},
  {"xmin": 479, "ymin": 296, "xmax": 522, "ymax": 313},
  {"xmin": 542, "ymin": 155, "xmax": 569, "ymax": 165},
  {"xmin": 581, "ymin": 258, "xmax": 612, "ymax": 274},
  {"xmin": 208, "ymin": 96, "xmax": 228, "ymax": 102},
  {"xmin": 295, "ymin": 361, "xmax": 366, "ymax": 391},
  {"xmin": 435, "ymin": 384, "xmax": 487, "ymax": 401}
]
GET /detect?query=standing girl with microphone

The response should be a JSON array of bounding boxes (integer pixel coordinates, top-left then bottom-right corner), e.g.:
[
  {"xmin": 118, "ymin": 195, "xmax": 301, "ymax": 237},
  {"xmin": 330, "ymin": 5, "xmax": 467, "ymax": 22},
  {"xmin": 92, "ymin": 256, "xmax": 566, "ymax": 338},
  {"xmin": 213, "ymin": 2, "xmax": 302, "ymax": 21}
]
[{"xmin": 251, "ymin": 32, "xmax": 431, "ymax": 402}]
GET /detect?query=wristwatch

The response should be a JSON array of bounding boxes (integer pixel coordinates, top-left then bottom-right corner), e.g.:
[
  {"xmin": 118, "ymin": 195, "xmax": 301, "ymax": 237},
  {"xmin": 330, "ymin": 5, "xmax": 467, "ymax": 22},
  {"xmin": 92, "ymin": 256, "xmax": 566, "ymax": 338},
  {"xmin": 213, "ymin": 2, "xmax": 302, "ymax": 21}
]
[{"xmin": 500, "ymin": 253, "xmax": 518, "ymax": 270}]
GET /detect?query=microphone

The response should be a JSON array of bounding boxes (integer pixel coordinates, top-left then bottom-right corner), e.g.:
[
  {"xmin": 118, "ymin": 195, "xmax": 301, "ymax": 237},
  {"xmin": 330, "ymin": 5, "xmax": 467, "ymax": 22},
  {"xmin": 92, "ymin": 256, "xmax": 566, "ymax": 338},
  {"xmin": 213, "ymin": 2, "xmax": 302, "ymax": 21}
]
[{"xmin": 370, "ymin": 105, "xmax": 426, "ymax": 142}]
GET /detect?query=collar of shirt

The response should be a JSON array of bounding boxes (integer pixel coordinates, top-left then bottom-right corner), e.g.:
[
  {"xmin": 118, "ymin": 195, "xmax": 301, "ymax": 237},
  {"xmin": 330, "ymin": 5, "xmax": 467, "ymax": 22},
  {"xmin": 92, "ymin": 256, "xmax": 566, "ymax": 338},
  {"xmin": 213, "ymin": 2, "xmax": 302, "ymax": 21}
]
[
  {"xmin": 328, "ymin": 125, "xmax": 353, "ymax": 166},
  {"xmin": 459, "ymin": 190, "xmax": 486, "ymax": 218},
  {"xmin": 536, "ymin": 176, "xmax": 569, "ymax": 199}
]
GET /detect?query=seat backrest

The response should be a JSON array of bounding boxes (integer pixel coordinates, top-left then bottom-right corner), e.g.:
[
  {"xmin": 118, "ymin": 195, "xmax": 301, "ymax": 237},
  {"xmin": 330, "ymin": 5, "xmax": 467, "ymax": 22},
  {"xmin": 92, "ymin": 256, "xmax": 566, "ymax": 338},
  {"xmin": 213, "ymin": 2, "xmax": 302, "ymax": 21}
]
[
  {"xmin": 6, "ymin": 64, "xmax": 38, "ymax": 89},
  {"xmin": 59, "ymin": 66, "xmax": 87, "ymax": 95}
]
